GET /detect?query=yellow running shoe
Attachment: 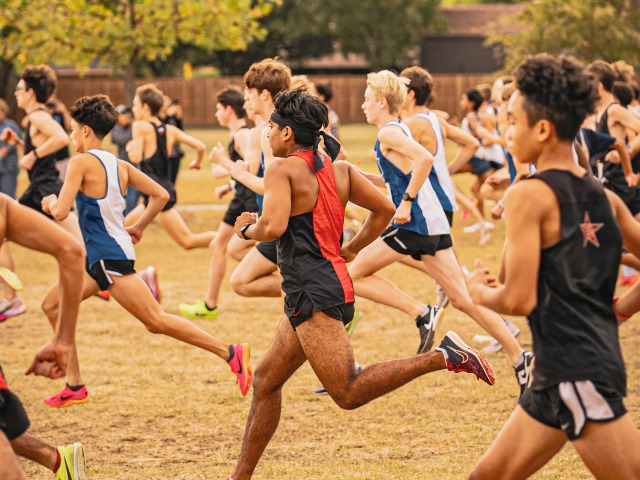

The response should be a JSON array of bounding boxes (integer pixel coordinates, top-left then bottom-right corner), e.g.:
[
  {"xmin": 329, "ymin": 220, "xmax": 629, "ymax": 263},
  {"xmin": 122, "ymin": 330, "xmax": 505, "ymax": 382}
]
[
  {"xmin": 0, "ymin": 267, "xmax": 22, "ymax": 291},
  {"xmin": 178, "ymin": 299, "xmax": 218, "ymax": 320},
  {"xmin": 55, "ymin": 442, "xmax": 87, "ymax": 480}
]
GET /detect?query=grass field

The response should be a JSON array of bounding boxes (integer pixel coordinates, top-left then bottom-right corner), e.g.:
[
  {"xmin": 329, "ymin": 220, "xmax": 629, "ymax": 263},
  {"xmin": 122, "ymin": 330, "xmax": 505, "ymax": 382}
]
[{"xmin": 5, "ymin": 124, "xmax": 640, "ymax": 479}]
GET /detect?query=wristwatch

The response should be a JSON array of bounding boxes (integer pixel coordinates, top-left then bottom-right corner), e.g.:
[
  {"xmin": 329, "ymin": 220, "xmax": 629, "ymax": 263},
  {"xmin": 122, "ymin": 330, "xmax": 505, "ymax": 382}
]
[
  {"xmin": 239, "ymin": 222, "xmax": 252, "ymax": 240},
  {"xmin": 402, "ymin": 192, "xmax": 416, "ymax": 202}
]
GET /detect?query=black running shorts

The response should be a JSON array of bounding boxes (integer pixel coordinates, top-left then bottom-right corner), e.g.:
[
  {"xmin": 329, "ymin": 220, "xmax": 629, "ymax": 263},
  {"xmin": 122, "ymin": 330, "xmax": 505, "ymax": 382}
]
[
  {"xmin": 285, "ymin": 289, "xmax": 355, "ymax": 330},
  {"xmin": 222, "ymin": 195, "xmax": 259, "ymax": 227},
  {"xmin": 519, "ymin": 380, "xmax": 627, "ymax": 440},
  {"xmin": 0, "ymin": 366, "xmax": 30, "ymax": 441},
  {"xmin": 142, "ymin": 176, "xmax": 177, "ymax": 212},
  {"xmin": 381, "ymin": 227, "xmax": 453, "ymax": 261},
  {"xmin": 256, "ymin": 240, "xmax": 278, "ymax": 265},
  {"xmin": 87, "ymin": 259, "xmax": 136, "ymax": 291}
]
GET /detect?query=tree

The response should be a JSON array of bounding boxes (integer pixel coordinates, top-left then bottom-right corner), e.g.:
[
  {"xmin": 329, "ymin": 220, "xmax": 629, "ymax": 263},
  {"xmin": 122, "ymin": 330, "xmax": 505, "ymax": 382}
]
[
  {"xmin": 491, "ymin": 0, "xmax": 640, "ymax": 72},
  {"xmin": 328, "ymin": 0, "xmax": 448, "ymax": 70}
]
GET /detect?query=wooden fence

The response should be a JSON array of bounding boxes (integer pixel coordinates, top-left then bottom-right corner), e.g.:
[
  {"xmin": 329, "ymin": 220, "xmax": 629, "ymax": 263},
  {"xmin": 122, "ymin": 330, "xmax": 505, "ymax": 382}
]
[{"xmin": 55, "ymin": 73, "xmax": 490, "ymax": 127}]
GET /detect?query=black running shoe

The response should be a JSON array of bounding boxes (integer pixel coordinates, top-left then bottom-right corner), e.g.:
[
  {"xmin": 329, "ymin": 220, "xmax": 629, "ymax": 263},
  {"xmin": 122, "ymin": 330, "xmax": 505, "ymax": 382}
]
[
  {"xmin": 514, "ymin": 351, "xmax": 534, "ymax": 397},
  {"xmin": 435, "ymin": 331, "xmax": 495, "ymax": 385},
  {"xmin": 416, "ymin": 305, "xmax": 442, "ymax": 354}
]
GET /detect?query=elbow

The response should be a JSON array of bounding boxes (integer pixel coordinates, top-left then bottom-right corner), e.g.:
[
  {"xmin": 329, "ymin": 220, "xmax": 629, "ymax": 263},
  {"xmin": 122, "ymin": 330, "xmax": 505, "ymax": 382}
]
[
  {"xmin": 471, "ymin": 139, "xmax": 481, "ymax": 149},
  {"xmin": 263, "ymin": 225, "xmax": 285, "ymax": 241},
  {"xmin": 56, "ymin": 135, "xmax": 70, "ymax": 150},
  {"xmin": 159, "ymin": 189, "xmax": 170, "ymax": 205},
  {"xmin": 507, "ymin": 297, "xmax": 536, "ymax": 317}
]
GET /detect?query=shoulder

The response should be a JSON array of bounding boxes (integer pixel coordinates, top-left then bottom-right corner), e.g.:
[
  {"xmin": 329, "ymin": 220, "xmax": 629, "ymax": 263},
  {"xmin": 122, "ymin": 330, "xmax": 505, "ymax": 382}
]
[
  {"xmin": 29, "ymin": 109, "xmax": 54, "ymax": 126},
  {"xmin": 133, "ymin": 120, "xmax": 153, "ymax": 132},
  {"xmin": 378, "ymin": 124, "xmax": 405, "ymax": 143},
  {"xmin": 505, "ymin": 176, "xmax": 556, "ymax": 211}
]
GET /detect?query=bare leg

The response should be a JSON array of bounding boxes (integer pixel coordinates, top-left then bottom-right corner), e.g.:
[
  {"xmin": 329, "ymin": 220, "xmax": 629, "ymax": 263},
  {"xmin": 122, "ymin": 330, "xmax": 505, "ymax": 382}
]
[
  {"xmin": 614, "ymin": 277, "xmax": 640, "ymax": 318},
  {"xmin": 10, "ymin": 433, "xmax": 56, "ymax": 471},
  {"xmin": 228, "ymin": 236, "xmax": 256, "ymax": 262},
  {"xmin": 157, "ymin": 209, "xmax": 215, "ymax": 250},
  {"xmin": 455, "ymin": 187, "xmax": 484, "ymax": 225},
  {"xmin": 230, "ymin": 317, "xmax": 308, "ymax": 480},
  {"xmin": 620, "ymin": 252, "xmax": 640, "ymax": 270},
  {"xmin": 204, "ymin": 222, "xmax": 236, "ymax": 308},
  {"xmin": 469, "ymin": 406, "xmax": 567, "ymax": 480},
  {"xmin": 229, "ymin": 247, "xmax": 280, "ymax": 298},
  {"xmin": 472, "ymin": 170, "xmax": 493, "ymax": 219},
  {"xmin": 349, "ymin": 238, "xmax": 424, "ymax": 318},
  {"xmin": 573, "ymin": 415, "xmax": 640, "ymax": 479},
  {"xmin": 0, "ymin": 434, "xmax": 28, "ymax": 480},
  {"xmin": 110, "ymin": 274, "xmax": 229, "ymax": 359},
  {"xmin": 0, "ymin": 241, "xmax": 16, "ymax": 301}
]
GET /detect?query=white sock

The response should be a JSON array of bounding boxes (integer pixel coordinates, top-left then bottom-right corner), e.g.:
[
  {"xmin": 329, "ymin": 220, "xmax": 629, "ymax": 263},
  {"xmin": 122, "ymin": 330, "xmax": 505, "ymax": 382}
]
[{"xmin": 622, "ymin": 266, "xmax": 636, "ymax": 277}]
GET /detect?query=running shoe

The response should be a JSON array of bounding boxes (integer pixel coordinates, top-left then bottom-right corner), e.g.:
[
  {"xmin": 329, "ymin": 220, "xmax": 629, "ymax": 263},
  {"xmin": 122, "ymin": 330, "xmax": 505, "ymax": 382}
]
[
  {"xmin": 313, "ymin": 363, "xmax": 362, "ymax": 396},
  {"xmin": 94, "ymin": 290, "xmax": 110, "ymax": 301},
  {"xmin": 228, "ymin": 343, "xmax": 252, "ymax": 396},
  {"xmin": 138, "ymin": 266, "xmax": 161, "ymax": 303},
  {"xmin": 435, "ymin": 331, "xmax": 495, "ymax": 385},
  {"xmin": 55, "ymin": 442, "xmax": 87, "ymax": 480},
  {"xmin": 416, "ymin": 305, "xmax": 443, "ymax": 354},
  {"xmin": 43, "ymin": 385, "xmax": 89, "ymax": 408},
  {"xmin": 618, "ymin": 272, "xmax": 639, "ymax": 287},
  {"xmin": 0, "ymin": 267, "xmax": 23, "ymax": 290},
  {"xmin": 0, "ymin": 297, "xmax": 26, "ymax": 322},
  {"xmin": 514, "ymin": 351, "xmax": 534, "ymax": 397},
  {"xmin": 463, "ymin": 221, "xmax": 495, "ymax": 234},
  {"xmin": 345, "ymin": 308, "xmax": 363, "ymax": 337},
  {"xmin": 481, "ymin": 319, "xmax": 521, "ymax": 353},
  {"xmin": 179, "ymin": 300, "xmax": 218, "ymax": 320}
]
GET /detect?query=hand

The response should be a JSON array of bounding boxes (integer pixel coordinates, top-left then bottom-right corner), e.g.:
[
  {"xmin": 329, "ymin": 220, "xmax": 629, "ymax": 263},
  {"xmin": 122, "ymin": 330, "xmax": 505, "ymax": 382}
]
[
  {"xmin": 25, "ymin": 341, "xmax": 71, "ymax": 379},
  {"xmin": 466, "ymin": 259, "xmax": 498, "ymax": 303},
  {"xmin": 230, "ymin": 160, "xmax": 249, "ymax": 181},
  {"xmin": 605, "ymin": 150, "xmax": 621, "ymax": 164},
  {"xmin": 19, "ymin": 152, "xmax": 36, "ymax": 170},
  {"xmin": 211, "ymin": 164, "xmax": 229, "ymax": 179},
  {"xmin": 234, "ymin": 211, "xmax": 257, "ymax": 239},
  {"xmin": 340, "ymin": 244, "xmax": 357, "ymax": 263},
  {"xmin": 41, "ymin": 194, "xmax": 57, "ymax": 215},
  {"xmin": 209, "ymin": 142, "xmax": 226, "ymax": 164},
  {"xmin": 188, "ymin": 158, "xmax": 201, "ymax": 170},
  {"xmin": 626, "ymin": 173, "xmax": 640, "ymax": 188},
  {"xmin": 215, "ymin": 184, "xmax": 232, "ymax": 199},
  {"xmin": 485, "ymin": 174, "xmax": 501, "ymax": 187},
  {"xmin": 393, "ymin": 201, "xmax": 412, "ymax": 224},
  {"xmin": 126, "ymin": 224, "xmax": 144, "ymax": 244},
  {"xmin": 0, "ymin": 128, "xmax": 17, "ymax": 145},
  {"xmin": 490, "ymin": 203, "xmax": 504, "ymax": 220}
]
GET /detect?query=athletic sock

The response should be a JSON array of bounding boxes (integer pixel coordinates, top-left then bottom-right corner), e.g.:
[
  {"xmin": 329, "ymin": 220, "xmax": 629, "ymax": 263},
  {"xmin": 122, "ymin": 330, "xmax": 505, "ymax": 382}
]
[
  {"xmin": 53, "ymin": 449, "xmax": 61, "ymax": 473},
  {"xmin": 67, "ymin": 383, "xmax": 85, "ymax": 391},
  {"xmin": 205, "ymin": 302, "xmax": 217, "ymax": 311},
  {"xmin": 622, "ymin": 265, "xmax": 636, "ymax": 277},
  {"xmin": 513, "ymin": 350, "xmax": 525, "ymax": 368}
]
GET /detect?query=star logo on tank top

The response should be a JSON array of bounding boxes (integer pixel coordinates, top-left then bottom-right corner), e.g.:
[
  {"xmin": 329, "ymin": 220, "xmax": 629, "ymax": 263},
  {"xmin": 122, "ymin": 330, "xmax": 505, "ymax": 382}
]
[{"xmin": 580, "ymin": 211, "xmax": 604, "ymax": 247}]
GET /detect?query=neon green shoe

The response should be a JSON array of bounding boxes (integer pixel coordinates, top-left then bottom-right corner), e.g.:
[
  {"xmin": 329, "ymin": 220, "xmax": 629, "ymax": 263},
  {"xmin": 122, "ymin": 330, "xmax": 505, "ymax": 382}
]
[
  {"xmin": 55, "ymin": 443, "xmax": 87, "ymax": 480},
  {"xmin": 178, "ymin": 300, "xmax": 218, "ymax": 320},
  {"xmin": 345, "ymin": 308, "xmax": 363, "ymax": 337}
]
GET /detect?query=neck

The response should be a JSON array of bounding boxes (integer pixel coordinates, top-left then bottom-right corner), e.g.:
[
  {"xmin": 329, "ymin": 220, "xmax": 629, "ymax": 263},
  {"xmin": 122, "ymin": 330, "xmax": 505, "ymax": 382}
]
[
  {"xmin": 375, "ymin": 112, "xmax": 399, "ymax": 129},
  {"xmin": 598, "ymin": 91, "xmax": 614, "ymax": 110},
  {"xmin": 534, "ymin": 141, "xmax": 578, "ymax": 172},
  {"xmin": 286, "ymin": 144, "xmax": 312, "ymax": 156},
  {"xmin": 404, "ymin": 104, "xmax": 427, "ymax": 117},
  {"xmin": 228, "ymin": 117, "xmax": 247, "ymax": 133},
  {"xmin": 25, "ymin": 100, "xmax": 43, "ymax": 115},
  {"xmin": 82, "ymin": 138, "xmax": 104, "ymax": 152}
]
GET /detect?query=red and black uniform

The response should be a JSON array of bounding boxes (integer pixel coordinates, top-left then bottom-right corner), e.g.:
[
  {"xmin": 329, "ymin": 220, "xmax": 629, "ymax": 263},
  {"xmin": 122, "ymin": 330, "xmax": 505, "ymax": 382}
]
[
  {"xmin": 140, "ymin": 122, "xmax": 176, "ymax": 211},
  {"xmin": 19, "ymin": 108, "xmax": 64, "ymax": 216},
  {"xmin": 0, "ymin": 365, "xmax": 30, "ymax": 441},
  {"xmin": 278, "ymin": 151, "xmax": 354, "ymax": 328}
]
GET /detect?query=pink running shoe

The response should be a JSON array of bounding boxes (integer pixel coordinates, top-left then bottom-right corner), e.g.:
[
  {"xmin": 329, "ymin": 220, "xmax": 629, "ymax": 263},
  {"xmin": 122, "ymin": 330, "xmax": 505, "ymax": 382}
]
[
  {"xmin": 43, "ymin": 385, "xmax": 89, "ymax": 408},
  {"xmin": 228, "ymin": 343, "xmax": 252, "ymax": 396},
  {"xmin": 0, "ymin": 297, "xmax": 26, "ymax": 322},
  {"xmin": 435, "ymin": 331, "xmax": 495, "ymax": 385},
  {"xmin": 139, "ymin": 266, "xmax": 161, "ymax": 303}
]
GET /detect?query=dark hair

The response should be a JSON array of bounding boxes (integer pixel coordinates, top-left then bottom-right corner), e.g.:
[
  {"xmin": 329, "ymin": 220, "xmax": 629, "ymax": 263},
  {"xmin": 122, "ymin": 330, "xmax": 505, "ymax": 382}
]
[
  {"xmin": 632, "ymin": 83, "xmax": 640, "ymax": 101},
  {"xmin": 244, "ymin": 58, "xmax": 291, "ymax": 99},
  {"xmin": 613, "ymin": 81, "xmax": 633, "ymax": 108},
  {"xmin": 315, "ymin": 83, "xmax": 334, "ymax": 102},
  {"xmin": 21, "ymin": 65, "xmax": 57, "ymax": 103},
  {"xmin": 464, "ymin": 89, "xmax": 483, "ymax": 112},
  {"xmin": 586, "ymin": 60, "xmax": 616, "ymax": 92},
  {"xmin": 216, "ymin": 87, "xmax": 246, "ymax": 119},
  {"xmin": 514, "ymin": 54, "xmax": 598, "ymax": 141},
  {"xmin": 400, "ymin": 66, "xmax": 434, "ymax": 106},
  {"xmin": 136, "ymin": 84, "xmax": 164, "ymax": 115},
  {"xmin": 273, "ymin": 88, "xmax": 328, "ymax": 146},
  {"xmin": 70, "ymin": 95, "xmax": 119, "ymax": 139}
]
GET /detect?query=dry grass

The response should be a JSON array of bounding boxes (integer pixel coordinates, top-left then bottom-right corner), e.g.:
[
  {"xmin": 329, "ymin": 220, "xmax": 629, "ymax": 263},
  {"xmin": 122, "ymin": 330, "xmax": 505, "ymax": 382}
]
[{"xmin": 4, "ymin": 125, "xmax": 640, "ymax": 479}]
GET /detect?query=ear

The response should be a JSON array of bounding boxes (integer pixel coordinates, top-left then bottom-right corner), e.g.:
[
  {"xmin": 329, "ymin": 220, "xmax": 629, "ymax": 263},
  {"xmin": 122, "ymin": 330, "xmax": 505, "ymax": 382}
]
[
  {"xmin": 282, "ymin": 125, "xmax": 294, "ymax": 142},
  {"xmin": 82, "ymin": 125, "xmax": 92, "ymax": 138},
  {"xmin": 535, "ymin": 119, "xmax": 554, "ymax": 143}
]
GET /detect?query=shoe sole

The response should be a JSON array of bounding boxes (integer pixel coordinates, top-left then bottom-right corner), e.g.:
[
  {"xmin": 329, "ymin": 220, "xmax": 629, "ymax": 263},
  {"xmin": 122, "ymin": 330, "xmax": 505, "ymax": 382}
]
[
  {"xmin": 444, "ymin": 331, "xmax": 495, "ymax": 385},
  {"xmin": 74, "ymin": 442, "xmax": 88, "ymax": 480},
  {"xmin": 0, "ymin": 267, "xmax": 22, "ymax": 291},
  {"xmin": 43, "ymin": 397, "xmax": 90, "ymax": 409},
  {"xmin": 238, "ymin": 344, "xmax": 252, "ymax": 396},
  {"xmin": 0, "ymin": 306, "xmax": 26, "ymax": 322}
]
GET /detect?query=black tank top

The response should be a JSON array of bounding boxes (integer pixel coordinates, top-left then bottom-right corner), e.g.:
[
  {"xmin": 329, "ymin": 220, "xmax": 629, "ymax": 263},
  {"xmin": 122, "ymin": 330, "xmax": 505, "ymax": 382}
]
[
  {"xmin": 526, "ymin": 170, "xmax": 625, "ymax": 394},
  {"xmin": 140, "ymin": 122, "xmax": 169, "ymax": 181},
  {"xmin": 24, "ymin": 109, "xmax": 63, "ymax": 186},
  {"xmin": 228, "ymin": 126, "xmax": 255, "ymax": 203},
  {"xmin": 596, "ymin": 104, "xmax": 635, "ymax": 193}
]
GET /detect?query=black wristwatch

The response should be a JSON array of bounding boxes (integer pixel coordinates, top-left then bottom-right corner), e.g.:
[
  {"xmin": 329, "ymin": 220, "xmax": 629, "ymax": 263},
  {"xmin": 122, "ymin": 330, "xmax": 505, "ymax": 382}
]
[
  {"xmin": 239, "ymin": 222, "xmax": 253, "ymax": 240},
  {"xmin": 402, "ymin": 192, "xmax": 416, "ymax": 202}
]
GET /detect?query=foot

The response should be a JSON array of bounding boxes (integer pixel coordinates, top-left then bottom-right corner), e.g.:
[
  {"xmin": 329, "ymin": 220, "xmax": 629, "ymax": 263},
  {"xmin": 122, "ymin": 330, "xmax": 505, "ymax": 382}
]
[
  {"xmin": 481, "ymin": 319, "xmax": 521, "ymax": 353},
  {"xmin": 479, "ymin": 223, "xmax": 492, "ymax": 246},
  {"xmin": 436, "ymin": 331, "xmax": 495, "ymax": 385},
  {"xmin": 43, "ymin": 385, "xmax": 89, "ymax": 408},
  {"xmin": 514, "ymin": 351, "xmax": 534, "ymax": 397},
  {"xmin": 0, "ymin": 297, "xmax": 26, "ymax": 322},
  {"xmin": 0, "ymin": 267, "xmax": 23, "ymax": 291},
  {"xmin": 178, "ymin": 300, "xmax": 218, "ymax": 320},
  {"xmin": 416, "ymin": 305, "xmax": 443, "ymax": 354},
  {"xmin": 618, "ymin": 272, "xmax": 639, "ymax": 287},
  {"xmin": 464, "ymin": 221, "xmax": 495, "ymax": 234},
  {"xmin": 138, "ymin": 266, "xmax": 161, "ymax": 303},
  {"xmin": 345, "ymin": 308, "xmax": 363, "ymax": 337},
  {"xmin": 55, "ymin": 442, "xmax": 87, "ymax": 480},
  {"xmin": 228, "ymin": 343, "xmax": 252, "ymax": 396}
]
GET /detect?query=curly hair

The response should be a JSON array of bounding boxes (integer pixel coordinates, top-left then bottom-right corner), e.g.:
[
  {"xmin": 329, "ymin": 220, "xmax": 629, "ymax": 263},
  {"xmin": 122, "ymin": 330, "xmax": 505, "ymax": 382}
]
[
  {"xmin": 244, "ymin": 58, "xmax": 291, "ymax": 100},
  {"xmin": 514, "ymin": 54, "xmax": 598, "ymax": 141},
  {"xmin": 400, "ymin": 66, "xmax": 434, "ymax": 107},
  {"xmin": 21, "ymin": 65, "xmax": 57, "ymax": 103},
  {"xmin": 70, "ymin": 95, "xmax": 119, "ymax": 139},
  {"xmin": 273, "ymin": 88, "xmax": 328, "ymax": 146}
]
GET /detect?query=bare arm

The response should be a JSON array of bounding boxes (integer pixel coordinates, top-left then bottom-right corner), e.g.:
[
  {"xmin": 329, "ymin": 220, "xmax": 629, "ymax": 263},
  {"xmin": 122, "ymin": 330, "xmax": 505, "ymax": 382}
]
[
  {"xmin": 20, "ymin": 111, "xmax": 69, "ymax": 170},
  {"xmin": 42, "ymin": 155, "xmax": 86, "ymax": 220},
  {"xmin": 607, "ymin": 189, "xmax": 640, "ymax": 258},
  {"xmin": 127, "ymin": 121, "xmax": 146, "ymax": 164},
  {"xmin": 611, "ymin": 104, "xmax": 640, "ymax": 135},
  {"xmin": 230, "ymin": 126, "xmax": 268, "ymax": 194},
  {"xmin": 169, "ymin": 125, "xmax": 205, "ymax": 169},
  {"xmin": 442, "ymin": 119, "xmax": 480, "ymax": 173},
  {"xmin": 125, "ymin": 162, "xmax": 170, "ymax": 242}
]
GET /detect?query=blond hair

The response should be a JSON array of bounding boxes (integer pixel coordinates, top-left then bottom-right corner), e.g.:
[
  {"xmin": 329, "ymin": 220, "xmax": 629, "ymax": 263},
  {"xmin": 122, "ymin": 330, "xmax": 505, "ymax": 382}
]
[
  {"xmin": 290, "ymin": 75, "xmax": 317, "ymax": 96},
  {"xmin": 366, "ymin": 70, "xmax": 409, "ymax": 115}
]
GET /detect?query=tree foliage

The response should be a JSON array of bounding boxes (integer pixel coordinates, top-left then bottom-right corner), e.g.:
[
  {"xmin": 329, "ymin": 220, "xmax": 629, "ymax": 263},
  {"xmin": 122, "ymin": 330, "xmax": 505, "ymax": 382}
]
[{"xmin": 491, "ymin": 0, "xmax": 640, "ymax": 72}]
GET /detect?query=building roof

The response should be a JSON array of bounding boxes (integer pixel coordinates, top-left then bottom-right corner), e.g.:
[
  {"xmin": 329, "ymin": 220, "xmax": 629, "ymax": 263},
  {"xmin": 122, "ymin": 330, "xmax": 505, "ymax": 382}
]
[{"xmin": 439, "ymin": 4, "xmax": 524, "ymax": 37}]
